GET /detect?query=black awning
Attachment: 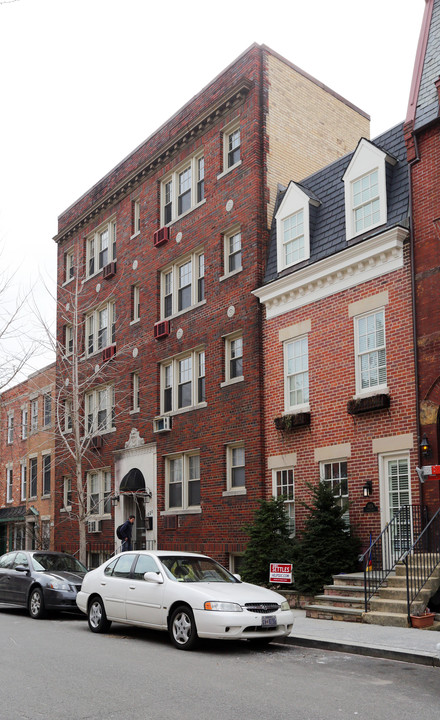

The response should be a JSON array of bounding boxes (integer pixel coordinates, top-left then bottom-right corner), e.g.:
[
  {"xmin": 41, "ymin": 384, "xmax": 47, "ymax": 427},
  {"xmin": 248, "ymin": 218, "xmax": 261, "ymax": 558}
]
[
  {"xmin": 0, "ymin": 505, "xmax": 26, "ymax": 523},
  {"xmin": 119, "ymin": 468, "xmax": 146, "ymax": 493}
]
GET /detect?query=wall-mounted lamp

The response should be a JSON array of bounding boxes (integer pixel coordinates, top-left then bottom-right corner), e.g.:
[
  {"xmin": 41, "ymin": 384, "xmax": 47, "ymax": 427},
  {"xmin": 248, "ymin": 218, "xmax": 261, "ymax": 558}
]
[
  {"xmin": 363, "ymin": 480, "xmax": 373, "ymax": 497},
  {"xmin": 420, "ymin": 433, "xmax": 430, "ymax": 457},
  {"xmin": 111, "ymin": 495, "xmax": 120, "ymax": 506}
]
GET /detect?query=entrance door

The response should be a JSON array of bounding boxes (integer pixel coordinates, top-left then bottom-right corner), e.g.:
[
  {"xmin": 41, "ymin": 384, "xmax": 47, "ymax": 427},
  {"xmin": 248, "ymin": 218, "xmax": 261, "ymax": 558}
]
[{"xmin": 380, "ymin": 454, "xmax": 412, "ymax": 564}]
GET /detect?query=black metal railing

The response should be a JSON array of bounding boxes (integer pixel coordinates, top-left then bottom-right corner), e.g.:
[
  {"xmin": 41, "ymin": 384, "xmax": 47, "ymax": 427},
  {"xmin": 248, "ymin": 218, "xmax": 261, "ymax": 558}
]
[
  {"xmin": 402, "ymin": 506, "xmax": 440, "ymax": 624},
  {"xmin": 361, "ymin": 505, "xmax": 426, "ymax": 612}
]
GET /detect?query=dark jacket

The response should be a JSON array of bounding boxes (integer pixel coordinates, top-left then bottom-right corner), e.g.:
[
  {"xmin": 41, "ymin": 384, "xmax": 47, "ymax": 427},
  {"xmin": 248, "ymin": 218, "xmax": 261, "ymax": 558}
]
[{"xmin": 120, "ymin": 519, "xmax": 133, "ymax": 541}]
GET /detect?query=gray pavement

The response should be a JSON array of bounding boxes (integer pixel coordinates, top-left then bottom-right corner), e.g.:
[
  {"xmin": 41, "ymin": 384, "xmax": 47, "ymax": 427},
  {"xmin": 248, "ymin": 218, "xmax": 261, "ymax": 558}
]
[{"xmin": 284, "ymin": 608, "xmax": 440, "ymax": 666}]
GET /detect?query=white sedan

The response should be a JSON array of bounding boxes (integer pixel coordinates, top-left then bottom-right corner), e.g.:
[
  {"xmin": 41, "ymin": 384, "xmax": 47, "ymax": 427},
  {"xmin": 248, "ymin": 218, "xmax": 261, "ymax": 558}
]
[{"xmin": 76, "ymin": 550, "xmax": 294, "ymax": 650}]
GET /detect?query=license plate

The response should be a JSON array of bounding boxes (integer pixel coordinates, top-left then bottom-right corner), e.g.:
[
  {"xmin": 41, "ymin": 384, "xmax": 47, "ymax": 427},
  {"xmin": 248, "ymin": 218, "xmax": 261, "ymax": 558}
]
[{"xmin": 261, "ymin": 615, "xmax": 277, "ymax": 627}]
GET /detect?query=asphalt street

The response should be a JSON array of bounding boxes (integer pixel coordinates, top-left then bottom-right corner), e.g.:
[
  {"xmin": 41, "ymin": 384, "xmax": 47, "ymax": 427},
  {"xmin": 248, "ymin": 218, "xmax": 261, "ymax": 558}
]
[{"xmin": 0, "ymin": 607, "xmax": 439, "ymax": 720}]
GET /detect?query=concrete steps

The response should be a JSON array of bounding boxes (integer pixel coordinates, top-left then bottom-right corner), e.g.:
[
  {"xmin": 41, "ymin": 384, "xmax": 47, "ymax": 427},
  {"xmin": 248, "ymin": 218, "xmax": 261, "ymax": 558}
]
[{"xmin": 305, "ymin": 573, "xmax": 367, "ymax": 623}]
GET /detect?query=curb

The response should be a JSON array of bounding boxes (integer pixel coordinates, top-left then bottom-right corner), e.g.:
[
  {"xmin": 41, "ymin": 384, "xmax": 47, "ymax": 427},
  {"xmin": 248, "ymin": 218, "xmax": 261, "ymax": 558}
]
[{"xmin": 282, "ymin": 634, "xmax": 440, "ymax": 667}]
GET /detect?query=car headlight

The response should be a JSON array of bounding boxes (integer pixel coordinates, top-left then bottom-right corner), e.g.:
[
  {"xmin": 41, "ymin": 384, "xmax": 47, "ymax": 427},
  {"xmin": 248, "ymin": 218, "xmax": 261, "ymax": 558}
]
[
  {"xmin": 49, "ymin": 581, "xmax": 71, "ymax": 591},
  {"xmin": 204, "ymin": 601, "xmax": 243, "ymax": 612},
  {"xmin": 280, "ymin": 600, "xmax": 290, "ymax": 611}
]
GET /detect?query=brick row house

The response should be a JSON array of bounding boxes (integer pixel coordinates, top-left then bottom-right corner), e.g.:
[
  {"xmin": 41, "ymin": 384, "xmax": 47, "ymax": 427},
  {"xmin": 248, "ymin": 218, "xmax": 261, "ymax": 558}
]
[
  {"xmin": 404, "ymin": 0, "xmax": 440, "ymax": 519},
  {"xmin": 0, "ymin": 364, "xmax": 56, "ymax": 554},
  {"xmin": 53, "ymin": 44, "xmax": 368, "ymax": 567},
  {"xmin": 254, "ymin": 124, "xmax": 419, "ymax": 553}
]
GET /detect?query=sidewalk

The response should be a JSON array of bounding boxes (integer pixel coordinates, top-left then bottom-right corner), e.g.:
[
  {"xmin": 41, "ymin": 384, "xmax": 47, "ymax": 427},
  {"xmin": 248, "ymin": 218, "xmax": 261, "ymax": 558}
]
[{"xmin": 284, "ymin": 609, "xmax": 440, "ymax": 667}]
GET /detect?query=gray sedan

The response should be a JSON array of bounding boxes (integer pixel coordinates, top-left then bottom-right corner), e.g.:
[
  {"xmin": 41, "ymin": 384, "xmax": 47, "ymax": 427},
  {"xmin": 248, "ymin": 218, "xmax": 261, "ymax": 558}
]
[{"xmin": 0, "ymin": 550, "xmax": 87, "ymax": 618}]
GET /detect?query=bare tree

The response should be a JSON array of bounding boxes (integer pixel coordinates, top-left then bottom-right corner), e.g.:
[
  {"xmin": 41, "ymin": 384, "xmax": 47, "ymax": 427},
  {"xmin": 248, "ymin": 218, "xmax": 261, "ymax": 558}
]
[
  {"xmin": 0, "ymin": 264, "xmax": 37, "ymax": 391},
  {"xmin": 33, "ymin": 263, "xmax": 143, "ymax": 565}
]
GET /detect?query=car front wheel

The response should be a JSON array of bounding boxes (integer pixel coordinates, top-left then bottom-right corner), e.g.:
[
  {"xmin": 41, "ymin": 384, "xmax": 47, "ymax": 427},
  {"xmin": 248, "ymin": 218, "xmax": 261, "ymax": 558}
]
[
  {"xmin": 28, "ymin": 587, "xmax": 45, "ymax": 619},
  {"xmin": 88, "ymin": 597, "xmax": 112, "ymax": 633},
  {"xmin": 169, "ymin": 605, "xmax": 198, "ymax": 650}
]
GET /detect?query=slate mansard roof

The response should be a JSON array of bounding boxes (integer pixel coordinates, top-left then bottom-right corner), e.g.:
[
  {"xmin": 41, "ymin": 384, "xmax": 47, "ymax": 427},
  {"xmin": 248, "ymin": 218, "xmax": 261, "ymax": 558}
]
[
  {"xmin": 414, "ymin": 0, "xmax": 440, "ymax": 131},
  {"xmin": 263, "ymin": 122, "xmax": 409, "ymax": 285}
]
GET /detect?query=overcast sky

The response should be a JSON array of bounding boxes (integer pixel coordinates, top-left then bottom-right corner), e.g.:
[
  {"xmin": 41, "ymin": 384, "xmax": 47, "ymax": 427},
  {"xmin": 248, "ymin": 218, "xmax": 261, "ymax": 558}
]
[{"xmin": 0, "ymin": 0, "xmax": 426, "ymax": 374}]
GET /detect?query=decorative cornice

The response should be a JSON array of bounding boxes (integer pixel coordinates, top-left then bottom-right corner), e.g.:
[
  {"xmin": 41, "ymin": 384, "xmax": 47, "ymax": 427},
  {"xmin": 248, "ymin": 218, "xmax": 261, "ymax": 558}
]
[
  {"xmin": 54, "ymin": 79, "xmax": 253, "ymax": 244},
  {"xmin": 253, "ymin": 226, "xmax": 408, "ymax": 319}
]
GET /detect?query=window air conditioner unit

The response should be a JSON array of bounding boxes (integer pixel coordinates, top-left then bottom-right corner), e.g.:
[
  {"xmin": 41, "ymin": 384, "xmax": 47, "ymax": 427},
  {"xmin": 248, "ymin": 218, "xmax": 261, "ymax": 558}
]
[
  {"xmin": 102, "ymin": 345, "xmax": 116, "ymax": 362},
  {"xmin": 103, "ymin": 262, "xmax": 116, "ymax": 279},
  {"xmin": 88, "ymin": 520, "xmax": 102, "ymax": 533},
  {"xmin": 154, "ymin": 320, "xmax": 170, "ymax": 340},
  {"xmin": 153, "ymin": 416, "xmax": 172, "ymax": 433},
  {"xmin": 91, "ymin": 435, "xmax": 103, "ymax": 450},
  {"xmin": 153, "ymin": 227, "xmax": 169, "ymax": 247}
]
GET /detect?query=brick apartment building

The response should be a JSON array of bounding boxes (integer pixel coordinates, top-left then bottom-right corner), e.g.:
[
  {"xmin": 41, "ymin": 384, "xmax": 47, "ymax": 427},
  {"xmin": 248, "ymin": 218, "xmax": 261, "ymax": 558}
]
[
  {"xmin": 53, "ymin": 44, "xmax": 369, "ymax": 567},
  {"xmin": 404, "ymin": 0, "xmax": 440, "ymax": 517},
  {"xmin": 254, "ymin": 122, "xmax": 420, "ymax": 553},
  {"xmin": 0, "ymin": 364, "xmax": 56, "ymax": 554}
]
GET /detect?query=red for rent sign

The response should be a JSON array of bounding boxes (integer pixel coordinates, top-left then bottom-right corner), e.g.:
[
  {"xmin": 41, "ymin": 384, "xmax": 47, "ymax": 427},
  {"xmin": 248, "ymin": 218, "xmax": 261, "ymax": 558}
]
[{"xmin": 269, "ymin": 563, "xmax": 292, "ymax": 584}]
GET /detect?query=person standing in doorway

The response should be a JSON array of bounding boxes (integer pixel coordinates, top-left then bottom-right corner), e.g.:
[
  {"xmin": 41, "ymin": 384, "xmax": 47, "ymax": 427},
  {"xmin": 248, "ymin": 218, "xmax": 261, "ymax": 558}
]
[{"xmin": 120, "ymin": 515, "xmax": 135, "ymax": 551}]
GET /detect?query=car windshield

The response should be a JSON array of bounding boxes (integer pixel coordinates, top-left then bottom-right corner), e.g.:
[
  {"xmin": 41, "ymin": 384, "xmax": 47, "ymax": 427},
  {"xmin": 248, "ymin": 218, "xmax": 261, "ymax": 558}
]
[
  {"xmin": 159, "ymin": 556, "xmax": 239, "ymax": 583},
  {"xmin": 32, "ymin": 554, "xmax": 87, "ymax": 573}
]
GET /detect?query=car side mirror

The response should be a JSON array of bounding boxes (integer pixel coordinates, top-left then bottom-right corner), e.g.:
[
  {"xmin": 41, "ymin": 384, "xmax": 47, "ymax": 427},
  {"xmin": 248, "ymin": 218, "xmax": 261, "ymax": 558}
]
[
  {"xmin": 15, "ymin": 565, "xmax": 29, "ymax": 574},
  {"xmin": 233, "ymin": 573, "xmax": 241, "ymax": 581},
  {"xmin": 144, "ymin": 571, "xmax": 164, "ymax": 584}
]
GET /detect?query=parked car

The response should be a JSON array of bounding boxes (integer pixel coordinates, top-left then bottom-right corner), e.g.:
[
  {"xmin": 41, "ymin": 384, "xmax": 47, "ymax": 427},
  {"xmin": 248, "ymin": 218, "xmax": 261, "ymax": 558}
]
[
  {"xmin": 0, "ymin": 550, "xmax": 87, "ymax": 618},
  {"xmin": 76, "ymin": 550, "xmax": 294, "ymax": 650}
]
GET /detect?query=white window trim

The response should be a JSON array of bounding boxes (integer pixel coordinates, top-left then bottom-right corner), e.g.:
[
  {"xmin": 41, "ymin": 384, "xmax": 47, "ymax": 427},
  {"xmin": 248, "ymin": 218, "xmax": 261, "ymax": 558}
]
[
  {"xmin": 21, "ymin": 407, "xmax": 28, "ymax": 440},
  {"xmin": 319, "ymin": 458, "xmax": 349, "ymax": 524},
  {"xmin": 221, "ymin": 331, "xmax": 244, "ymax": 387},
  {"xmin": 223, "ymin": 441, "xmax": 246, "ymax": 496},
  {"xmin": 378, "ymin": 451, "xmax": 411, "ymax": 534},
  {"xmin": 160, "ymin": 347, "xmax": 206, "ymax": 416},
  {"xmin": 131, "ymin": 199, "xmax": 141, "ymax": 239},
  {"xmin": 87, "ymin": 468, "xmax": 112, "ymax": 519},
  {"xmin": 160, "ymin": 249, "xmax": 205, "ymax": 321},
  {"xmin": 353, "ymin": 306, "xmax": 388, "ymax": 398},
  {"xmin": 7, "ymin": 413, "xmax": 13, "ymax": 444},
  {"xmin": 283, "ymin": 334, "xmax": 310, "ymax": 414},
  {"xmin": 30, "ymin": 399, "xmax": 38, "ymax": 434},
  {"xmin": 220, "ymin": 225, "xmax": 242, "ymax": 280},
  {"xmin": 164, "ymin": 450, "xmax": 201, "ymax": 512},
  {"xmin": 271, "ymin": 467, "xmax": 295, "ymax": 536},
  {"xmin": 130, "ymin": 372, "xmax": 140, "ymax": 414},
  {"xmin": 20, "ymin": 461, "xmax": 27, "ymax": 501},
  {"xmin": 85, "ymin": 300, "xmax": 116, "ymax": 358},
  {"xmin": 160, "ymin": 151, "xmax": 205, "ymax": 227},
  {"xmin": 42, "ymin": 453, "xmax": 51, "ymax": 498},
  {"xmin": 63, "ymin": 249, "xmax": 75, "ymax": 285},
  {"xmin": 86, "ymin": 217, "xmax": 117, "ymax": 279},
  {"xmin": 275, "ymin": 182, "xmax": 315, "ymax": 273},
  {"xmin": 29, "ymin": 456, "xmax": 38, "ymax": 499},
  {"xmin": 130, "ymin": 285, "xmax": 140, "ymax": 325},
  {"xmin": 43, "ymin": 394, "xmax": 52, "ymax": 428},
  {"xmin": 6, "ymin": 464, "xmax": 13, "ymax": 503},
  {"xmin": 217, "ymin": 119, "xmax": 241, "ymax": 179},
  {"xmin": 85, "ymin": 384, "xmax": 115, "ymax": 436},
  {"xmin": 343, "ymin": 139, "xmax": 390, "ymax": 241}
]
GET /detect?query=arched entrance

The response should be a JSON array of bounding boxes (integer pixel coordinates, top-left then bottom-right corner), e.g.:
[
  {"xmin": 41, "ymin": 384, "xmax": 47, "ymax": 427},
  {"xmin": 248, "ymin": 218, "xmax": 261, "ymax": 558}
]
[{"xmin": 119, "ymin": 468, "xmax": 152, "ymax": 549}]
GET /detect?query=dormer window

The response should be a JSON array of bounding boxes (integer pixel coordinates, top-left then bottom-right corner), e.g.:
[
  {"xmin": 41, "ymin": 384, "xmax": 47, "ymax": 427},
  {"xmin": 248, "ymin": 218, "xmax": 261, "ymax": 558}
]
[
  {"xmin": 343, "ymin": 138, "xmax": 395, "ymax": 241},
  {"xmin": 276, "ymin": 182, "xmax": 319, "ymax": 273}
]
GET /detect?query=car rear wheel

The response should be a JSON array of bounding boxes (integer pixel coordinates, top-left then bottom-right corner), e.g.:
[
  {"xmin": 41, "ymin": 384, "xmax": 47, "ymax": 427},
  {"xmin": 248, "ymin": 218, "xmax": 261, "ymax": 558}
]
[
  {"xmin": 88, "ymin": 597, "xmax": 112, "ymax": 633},
  {"xmin": 28, "ymin": 587, "xmax": 46, "ymax": 619},
  {"xmin": 169, "ymin": 605, "xmax": 198, "ymax": 650}
]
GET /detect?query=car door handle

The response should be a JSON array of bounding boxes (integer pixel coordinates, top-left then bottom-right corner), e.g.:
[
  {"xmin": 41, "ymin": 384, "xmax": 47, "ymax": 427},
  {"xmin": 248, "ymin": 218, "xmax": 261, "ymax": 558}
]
[
  {"xmin": 100, "ymin": 582, "xmax": 106, "ymax": 586},
  {"xmin": 129, "ymin": 586, "xmax": 136, "ymax": 590}
]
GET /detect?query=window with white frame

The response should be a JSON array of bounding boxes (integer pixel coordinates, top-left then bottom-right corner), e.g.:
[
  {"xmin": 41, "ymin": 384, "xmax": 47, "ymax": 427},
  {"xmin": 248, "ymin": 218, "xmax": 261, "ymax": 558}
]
[
  {"xmin": 42, "ymin": 454, "xmax": 51, "ymax": 496},
  {"xmin": 87, "ymin": 469, "xmax": 112, "ymax": 517},
  {"xmin": 223, "ymin": 228, "xmax": 242, "ymax": 276},
  {"xmin": 86, "ymin": 301, "xmax": 116, "ymax": 356},
  {"xmin": 355, "ymin": 309, "xmax": 386, "ymax": 393},
  {"xmin": 7, "ymin": 413, "xmax": 13, "ymax": 444},
  {"xmin": 224, "ymin": 332, "xmax": 243, "ymax": 383},
  {"xmin": 275, "ymin": 182, "xmax": 314, "ymax": 272},
  {"xmin": 63, "ymin": 476, "xmax": 72, "ymax": 510},
  {"xmin": 226, "ymin": 442, "xmax": 245, "ymax": 491},
  {"xmin": 321, "ymin": 460, "xmax": 349, "ymax": 524},
  {"xmin": 160, "ymin": 250, "xmax": 205, "ymax": 319},
  {"xmin": 6, "ymin": 466, "xmax": 13, "ymax": 503},
  {"xmin": 20, "ymin": 462, "xmax": 27, "ymax": 501},
  {"xmin": 30, "ymin": 399, "xmax": 38, "ymax": 432},
  {"xmin": 352, "ymin": 170, "xmax": 380, "ymax": 235},
  {"xmin": 131, "ymin": 285, "xmax": 140, "ymax": 323},
  {"xmin": 85, "ymin": 385, "xmax": 115, "ymax": 434},
  {"xmin": 132, "ymin": 199, "xmax": 141, "ymax": 236},
  {"xmin": 87, "ymin": 219, "xmax": 116, "ymax": 277},
  {"xmin": 131, "ymin": 372, "xmax": 140, "ymax": 412},
  {"xmin": 64, "ymin": 249, "xmax": 75, "ymax": 283},
  {"xmin": 21, "ymin": 407, "xmax": 28, "ymax": 439},
  {"xmin": 43, "ymin": 395, "xmax": 51, "ymax": 428},
  {"xmin": 284, "ymin": 336, "xmax": 309, "ymax": 410},
  {"xmin": 161, "ymin": 348, "xmax": 205, "ymax": 414},
  {"xmin": 161, "ymin": 153, "xmax": 204, "ymax": 225},
  {"xmin": 222, "ymin": 122, "xmax": 240, "ymax": 172},
  {"xmin": 29, "ymin": 457, "xmax": 37, "ymax": 498},
  {"xmin": 65, "ymin": 325, "xmax": 73, "ymax": 356},
  {"xmin": 282, "ymin": 210, "xmax": 305, "ymax": 267},
  {"xmin": 273, "ymin": 468, "xmax": 295, "ymax": 536},
  {"xmin": 165, "ymin": 452, "xmax": 200, "ymax": 511}
]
